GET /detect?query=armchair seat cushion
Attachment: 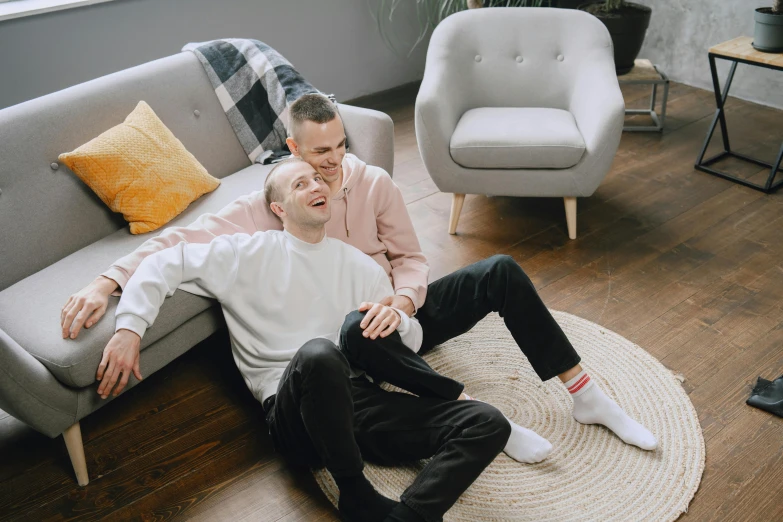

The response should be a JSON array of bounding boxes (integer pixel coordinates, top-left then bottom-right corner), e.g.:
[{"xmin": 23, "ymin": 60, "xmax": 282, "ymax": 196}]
[{"xmin": 449, "ymin": 107, "xmax": 586, "ymax": 170}]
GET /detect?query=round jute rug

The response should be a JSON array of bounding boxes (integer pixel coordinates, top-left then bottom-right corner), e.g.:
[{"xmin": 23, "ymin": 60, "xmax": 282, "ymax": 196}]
[{"xmin": 313, "ymin": 311, "xmax": 705, "ymax": 521}]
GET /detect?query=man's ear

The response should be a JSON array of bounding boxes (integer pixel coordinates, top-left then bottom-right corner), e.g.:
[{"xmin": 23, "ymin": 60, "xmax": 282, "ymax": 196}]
[
  {"xmin": 286, "ymin": 137, "xmax": 300, "ymax": 157},
  {"xmin": 270, "ymin": 201, "xmax": 286, "ymax": 219}
]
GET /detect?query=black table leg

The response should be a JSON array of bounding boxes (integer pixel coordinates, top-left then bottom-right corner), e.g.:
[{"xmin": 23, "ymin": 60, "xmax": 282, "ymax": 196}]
[
  {"xmin": 763, "ymin": 143, "xmax": 783, "ymax": 192},
  {"xmin": 696, "ymin": 55, "xmax": 737, "ymax": 166},
  {"xmin": 695, "ymin": 54, "xmax": 783, "ymax": 193}
]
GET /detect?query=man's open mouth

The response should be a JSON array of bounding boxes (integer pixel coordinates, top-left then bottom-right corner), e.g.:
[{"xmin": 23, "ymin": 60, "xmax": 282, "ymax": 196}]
[{"xmin": 309, "ymin": 196, "xmax": 327, "ymax": 207}]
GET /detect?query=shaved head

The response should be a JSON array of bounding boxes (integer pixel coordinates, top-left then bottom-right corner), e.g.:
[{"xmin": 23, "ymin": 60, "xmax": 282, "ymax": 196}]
[{"xmin": 264, "ymin": 157, "xmax": 308, "ymax": 208}]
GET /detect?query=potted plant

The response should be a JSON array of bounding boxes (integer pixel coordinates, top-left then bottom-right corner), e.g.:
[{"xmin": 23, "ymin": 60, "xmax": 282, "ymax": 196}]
[
  {"xmin": 371, "ymin": 0, "xmax": 549, "ymax": 57},
  {"xmin": 753, "ymin": 1, "xmax": 783, "ymax": 52},
  {"xmin": 578, "ymin": 1, "xmax": 652, "ymax": 74}
]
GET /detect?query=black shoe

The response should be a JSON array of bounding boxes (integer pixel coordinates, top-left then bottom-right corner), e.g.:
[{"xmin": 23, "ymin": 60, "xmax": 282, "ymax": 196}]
[{"xmin": 336, "ymin": 474, "xmax": 398, "ymax": 522}]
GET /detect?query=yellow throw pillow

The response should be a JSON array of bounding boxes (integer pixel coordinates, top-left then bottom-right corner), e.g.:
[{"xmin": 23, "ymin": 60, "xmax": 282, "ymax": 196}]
[{"xmin": 59, "ymin": 101, "xmax": 220, "ymax": 234}]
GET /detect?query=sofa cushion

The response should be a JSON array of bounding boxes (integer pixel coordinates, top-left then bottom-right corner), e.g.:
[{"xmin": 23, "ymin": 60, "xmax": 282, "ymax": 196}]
[
  {"xmin": 450, "ymin": 107, "xmax": 586, "ymax": 169},
  {"xmin": 59, "ymin": 101, "xmax": 221, "ymax": 235},
  {"xmin": 0, "ymin": 51, "xmax": 251, "ymax": 294},
  {"xmin": 0, "ymin": 163, "xmax": 271, "ymax": 388}
]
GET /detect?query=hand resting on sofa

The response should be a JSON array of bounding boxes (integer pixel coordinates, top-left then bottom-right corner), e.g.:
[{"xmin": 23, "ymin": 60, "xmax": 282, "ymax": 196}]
[{"xmin": 61, "ymin": 275, "xmax": 119, "ymax": 339}]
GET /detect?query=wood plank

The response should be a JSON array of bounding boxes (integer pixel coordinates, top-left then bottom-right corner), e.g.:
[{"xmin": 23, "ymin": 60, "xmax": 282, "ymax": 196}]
[
  {"xmin": 618, "ymin": 59, "xmax": 665, "ymax": 82},
  {"xmin": 25, "ymin": 412, "xmax": 258, "ymax": 521},
  {"xmin": 709, "ymin": 36, "xmax": 783, "ymax": 69}
]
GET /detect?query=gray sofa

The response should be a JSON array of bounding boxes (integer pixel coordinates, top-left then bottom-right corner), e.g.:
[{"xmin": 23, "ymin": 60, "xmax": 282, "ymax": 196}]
[{"xmin": 0, "ymin": 51, "xmax": 394, "ymax": 486}]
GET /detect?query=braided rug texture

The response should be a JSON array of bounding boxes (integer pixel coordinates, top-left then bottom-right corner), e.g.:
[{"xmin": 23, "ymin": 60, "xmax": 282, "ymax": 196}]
[{"xmin": 314, "ymin": 311, "xmax": 705, "ymax": 521}]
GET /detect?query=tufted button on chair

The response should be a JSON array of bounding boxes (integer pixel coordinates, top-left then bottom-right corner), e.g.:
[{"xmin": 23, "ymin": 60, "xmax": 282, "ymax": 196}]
[{"xmin": 415, "ymin": 7, "xmax": 624, "ymax": 239}]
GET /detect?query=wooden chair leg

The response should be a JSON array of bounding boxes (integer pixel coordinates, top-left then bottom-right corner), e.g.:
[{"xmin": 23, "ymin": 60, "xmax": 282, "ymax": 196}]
[
  {"xmin": 63, "ymin": 421, "xmax": 89, "ymax": 486},
  {"xmin": 449, "ymin": 193, "xmax": 466, "ymax": 235},
  {"xmin": 564, "ymin": 197, "xmax": 577, "ymax": 240}
]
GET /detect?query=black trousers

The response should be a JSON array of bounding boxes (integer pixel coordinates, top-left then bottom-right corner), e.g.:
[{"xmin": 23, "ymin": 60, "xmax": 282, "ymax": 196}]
[
  {"xmin": 266, "ymin": 335, "xmax": 510, "ymax": 522},
  {"xmin": 342, "ymin": 255, "xmax": 581, "ymax": 406},
  {"xmin": 266, "ymin": 256, "xmax": 577, "ymax": 520},
  {"xmin": 418, "ymin": 255, "xmax": 581, "ymax": 380}
]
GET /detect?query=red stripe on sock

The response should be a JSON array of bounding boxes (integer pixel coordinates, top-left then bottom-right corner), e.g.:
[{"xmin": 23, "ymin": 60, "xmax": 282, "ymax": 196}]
[
  {"xmin": 569, "ymin": 375, "xmax": 591, "ymax": 394},
  {"xmin": 567, "ymin": 374, "xmax": 588, "ymax": 392}
]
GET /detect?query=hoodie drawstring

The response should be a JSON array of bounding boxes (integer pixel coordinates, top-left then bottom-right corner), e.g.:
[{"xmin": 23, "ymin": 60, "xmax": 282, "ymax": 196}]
[{"xmin": 343, "ymin": 187, "xmax": 350, "ymax": 237}]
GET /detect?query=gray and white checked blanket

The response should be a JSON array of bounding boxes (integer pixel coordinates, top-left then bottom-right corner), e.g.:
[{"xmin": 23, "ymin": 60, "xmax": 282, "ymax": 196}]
[{"xmin": 183, "ymin": 39, "xmax": 333, "ymax": 164}]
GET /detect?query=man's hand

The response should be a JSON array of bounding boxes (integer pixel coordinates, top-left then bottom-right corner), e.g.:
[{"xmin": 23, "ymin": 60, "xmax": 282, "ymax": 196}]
[
  {"xmin": 61, "ymin": 276, "xmax": 118, "ymax": 339},
  {"xmin": 358, "ymin": 302, "xmax": 402, "ymax": 340},
  {"xmin": 96, "ymin": 329, "xmax": 142, "ymax": 399},
  {"xmin": 379, "ymin": 295, "xmax": 415, "ymax": 318}
]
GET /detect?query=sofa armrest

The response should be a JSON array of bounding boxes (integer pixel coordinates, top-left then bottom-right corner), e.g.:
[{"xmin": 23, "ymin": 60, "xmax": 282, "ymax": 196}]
[
  {"xmin": 337, "ymin": 104, "xmax": 395, "ymax": 176},
  {"xmin": 0, "ymin": 327, "xmax": 78, "ymax": 438}
]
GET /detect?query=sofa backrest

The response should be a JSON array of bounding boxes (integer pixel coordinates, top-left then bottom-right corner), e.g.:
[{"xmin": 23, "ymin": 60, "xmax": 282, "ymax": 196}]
[
  {"xmin": 0, "ymin": 52, "xmax": 251, "ymax": 292},
  {"xmin": 426, "ymin": 7, "xmax": 614, "ymax": 112}
]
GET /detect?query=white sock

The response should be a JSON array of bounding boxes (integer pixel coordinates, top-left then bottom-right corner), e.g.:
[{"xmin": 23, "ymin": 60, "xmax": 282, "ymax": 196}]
[
  {"xmin": 565, "ymin": 371, "xmax": 657, "ymax": 451},
  {"xmin": 464, "ymin": 394, "xmax": 552, "ymax": 464}
]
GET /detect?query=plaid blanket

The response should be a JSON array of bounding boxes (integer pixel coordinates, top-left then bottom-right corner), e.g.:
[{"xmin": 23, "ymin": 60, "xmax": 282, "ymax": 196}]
[{"xmin": 183, "ymin": 39, "xmax": 331, "ymax": 164}]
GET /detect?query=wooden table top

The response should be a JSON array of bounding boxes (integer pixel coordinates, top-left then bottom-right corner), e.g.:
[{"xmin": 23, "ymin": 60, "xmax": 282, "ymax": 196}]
[
  {"xmin": 709, "ymin": 36, "xmax": 783, "ymax": 68},
  {"xmin": 619, "ymin": 59, "xmax": 665, "ymax": 82}
]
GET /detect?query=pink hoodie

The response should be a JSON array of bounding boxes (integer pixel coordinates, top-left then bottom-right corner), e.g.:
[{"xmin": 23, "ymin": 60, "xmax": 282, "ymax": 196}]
[{"xmin": 102, "ymin": 154, "xmax": 430, "ymax": 310}]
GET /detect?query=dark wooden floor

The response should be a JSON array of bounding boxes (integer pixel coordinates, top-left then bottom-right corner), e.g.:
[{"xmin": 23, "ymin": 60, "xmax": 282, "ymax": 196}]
[{"xmin": 2, "ymin": 81, "xmax": 783, "ymax": 521}]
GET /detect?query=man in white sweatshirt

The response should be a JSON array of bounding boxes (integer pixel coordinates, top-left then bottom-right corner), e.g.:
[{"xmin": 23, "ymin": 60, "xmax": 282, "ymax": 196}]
[{"xmin": 99, "ymin": 158, "xmax": 510, "ymax": 522}]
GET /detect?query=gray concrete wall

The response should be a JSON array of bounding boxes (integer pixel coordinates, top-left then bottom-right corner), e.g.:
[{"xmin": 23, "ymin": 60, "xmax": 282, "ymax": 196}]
[
  {"xmin": 634, "ymin": 0, "xmax": 782, "ymax": 109},
  {"xmin": 3, "ymin": 1, "xmax": 778, "ymax": 110},
  {"xmin": 0, "ymin": 0, "xmax": 428, "ymax": 109}
]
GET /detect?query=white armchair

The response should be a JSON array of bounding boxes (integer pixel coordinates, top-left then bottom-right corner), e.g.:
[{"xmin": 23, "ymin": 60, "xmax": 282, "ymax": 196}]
[{"xmin": 415, "ymin": 7, "xmax": 624, "ymax": 238}]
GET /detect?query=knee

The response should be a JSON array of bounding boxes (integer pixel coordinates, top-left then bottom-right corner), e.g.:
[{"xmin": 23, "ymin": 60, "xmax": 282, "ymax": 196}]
[
  {"xmin": 296, "ymin": 338, "xmax": 348, "ymax": 376},
  {"xmin": 340, "ymin": 310, "xmax": 368, "ymax": 348},
  {"xmin": 490, "ymin": 254, "xmax": 521, "ymax": 276},
  {"xmin": 471, "ymin": 402, "xmax": 512, "ymax": 449},
  {"xmin": 489, "ymin": 254, "xmax": 531, "ymax": 287}
]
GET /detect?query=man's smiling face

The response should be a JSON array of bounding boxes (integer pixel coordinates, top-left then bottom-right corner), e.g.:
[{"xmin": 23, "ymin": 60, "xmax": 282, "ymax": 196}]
[
  {"xmin": 269, "ymin": 160, "xmax": 331, "ymax": 228},
  {"xmin": 288, "ymin": 115, "xmax": 347, "ymax": 186}
]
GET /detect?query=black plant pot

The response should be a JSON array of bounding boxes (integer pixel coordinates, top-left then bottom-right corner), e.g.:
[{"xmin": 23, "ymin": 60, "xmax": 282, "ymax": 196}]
[
  {"xmin": 579, "ymin": 2, "xmax": 652, "ymax": 75},
  {"xmin": 556, "ymin": 0, "xmax": 584, "ymax": 8}
]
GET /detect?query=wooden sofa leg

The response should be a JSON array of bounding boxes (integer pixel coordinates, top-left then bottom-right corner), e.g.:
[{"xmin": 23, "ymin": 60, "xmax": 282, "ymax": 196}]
[
  {"xmin": 63, "ymin": 421, "xmax": 89, "ymax": 486},
  {"xmin": 564, "ymin": 197, "xmax": 577, "ymax": 240},
  {"xmin": 449, "ymin": 193, "xmax": 466, "ymax": 235}
]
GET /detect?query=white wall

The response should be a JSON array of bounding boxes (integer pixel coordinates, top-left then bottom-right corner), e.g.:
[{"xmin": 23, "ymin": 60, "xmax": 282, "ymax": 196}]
[
  {"xmin": 634, "ymin": 0, "xmax": 783, "ymax": 110},
  {"xmin": 0, "ymin": 0, "xmax": 428, "ymax": 109}
]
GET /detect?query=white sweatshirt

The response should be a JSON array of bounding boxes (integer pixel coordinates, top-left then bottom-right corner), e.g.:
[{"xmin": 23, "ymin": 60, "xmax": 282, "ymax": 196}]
[{"xmin": 115, "ymin": 230, "xmax": 423, "ymax": 402}]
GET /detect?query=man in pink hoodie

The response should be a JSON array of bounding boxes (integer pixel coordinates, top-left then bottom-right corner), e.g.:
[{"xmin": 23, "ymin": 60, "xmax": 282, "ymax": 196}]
[{"xmin": 61, "ymin": 94, "xmax": 656, "ymax": 459}]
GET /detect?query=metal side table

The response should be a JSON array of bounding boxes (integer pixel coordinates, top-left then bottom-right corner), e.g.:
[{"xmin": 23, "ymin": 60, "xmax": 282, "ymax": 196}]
[
  {"xmin": 695, "ymin": 36, "xmax": 783, "ymax": 193},
  {"xmin": 619, "ymin": 59, "xmax": 670, "ymax": 132}
]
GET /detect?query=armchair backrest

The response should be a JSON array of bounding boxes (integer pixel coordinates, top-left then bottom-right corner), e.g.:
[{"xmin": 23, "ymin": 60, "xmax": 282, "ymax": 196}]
[{"xmin": 426, "ymin": 7, "xmax": 614, "ymax": 111}]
